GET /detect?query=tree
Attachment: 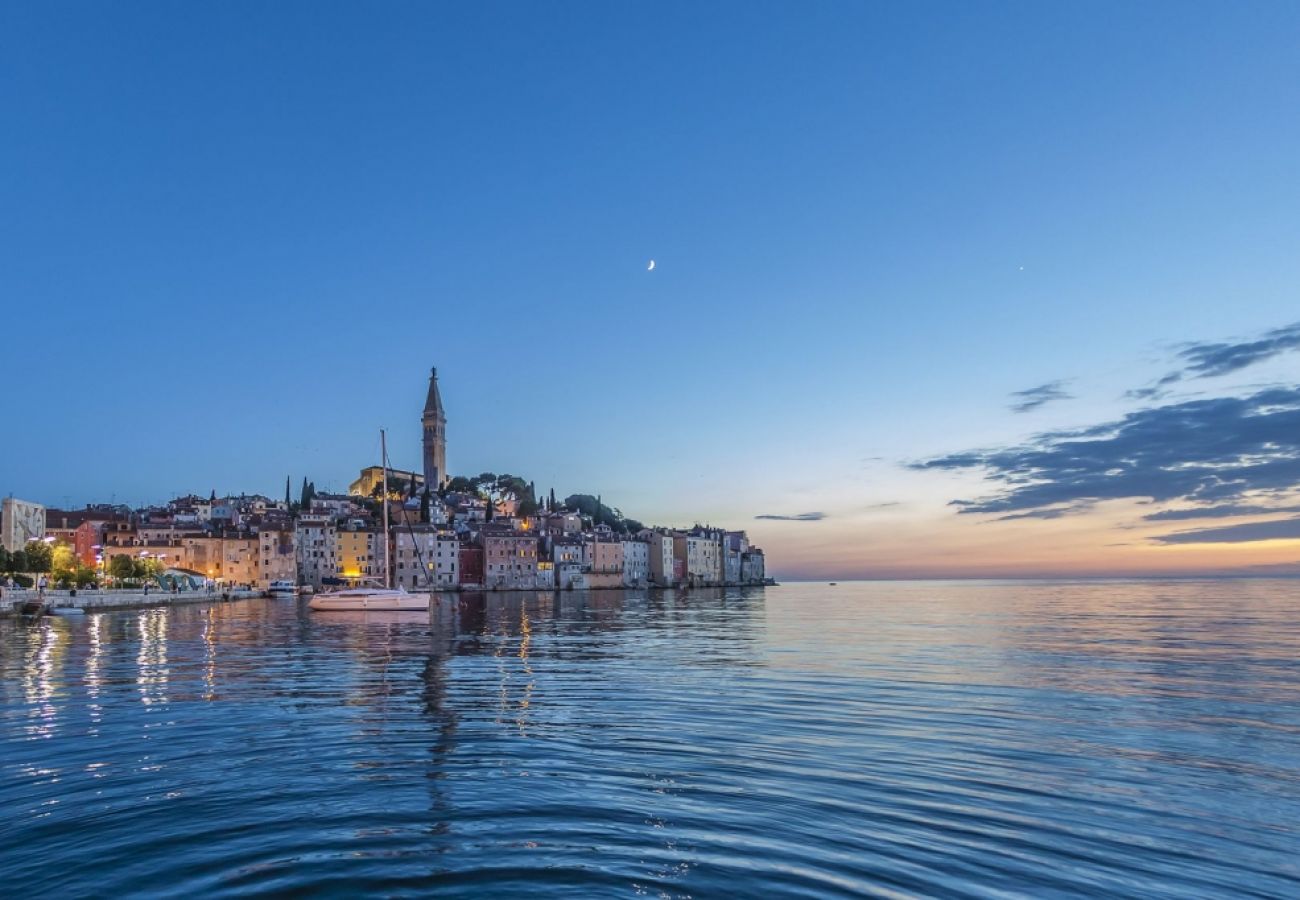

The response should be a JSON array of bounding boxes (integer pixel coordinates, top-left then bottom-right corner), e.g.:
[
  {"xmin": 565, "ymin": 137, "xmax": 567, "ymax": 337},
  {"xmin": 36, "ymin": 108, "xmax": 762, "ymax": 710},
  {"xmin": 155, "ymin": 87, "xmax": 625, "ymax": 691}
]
[
  {"xmin": 0, "ymin": 547, "xmax": 8, "ymax": 572},
  {"xmin": 23, "ymin": 540, "xmax": 52, "ymax": 574},
  {"xmin": 5, "ymin": 548, "xmax": 27, "ymax": 574},
  {"xmin": 300, "ymin": 476, "xmax": 311, "ymax": 509},
  {"xmin": 284, "ymin": 476, "xmax": 292, "ymax": 508},
  {"xmin": 51, "ymin": 543, "xmax": 77, "ymax": 582},
  {"xmin": 444, "ymin": 475, "xmax": 475, "ymax": 495},
  {"xmin": 109, "ymin": 555, "xmax": 136, "ymax": 580},
  {"xmin": 549, "ymin": 488, "xmax": 557, "ymax": 511},
  {"xmin": 420, "ymin": 487, "xmax": 431, "ymax": 524}
]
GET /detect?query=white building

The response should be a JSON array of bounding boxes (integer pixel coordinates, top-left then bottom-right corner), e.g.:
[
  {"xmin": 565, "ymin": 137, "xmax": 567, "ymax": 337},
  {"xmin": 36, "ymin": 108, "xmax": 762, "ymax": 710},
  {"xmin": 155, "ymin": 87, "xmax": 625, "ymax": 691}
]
[
  {"xmin": 675, "ymin": 530, "xmax": 722, "ymax": 586},
  {"xmin": 1, "ymin": 497, "xmax": 46, "ymax": 552},
  {"xmin": 621, "ymin": 539, "xmax": 650, "ymax": 587}
]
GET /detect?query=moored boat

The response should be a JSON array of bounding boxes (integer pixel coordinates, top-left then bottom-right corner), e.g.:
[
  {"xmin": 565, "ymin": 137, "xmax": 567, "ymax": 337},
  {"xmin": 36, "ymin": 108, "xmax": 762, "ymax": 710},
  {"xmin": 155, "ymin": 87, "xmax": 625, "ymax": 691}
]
[
  {"xmin": 308, "ymin": 587, "xmax": 429, "ymax": 612},
  {"xmin": 268, "ymin": 580, "xmax": 297, "ymax": 598}
]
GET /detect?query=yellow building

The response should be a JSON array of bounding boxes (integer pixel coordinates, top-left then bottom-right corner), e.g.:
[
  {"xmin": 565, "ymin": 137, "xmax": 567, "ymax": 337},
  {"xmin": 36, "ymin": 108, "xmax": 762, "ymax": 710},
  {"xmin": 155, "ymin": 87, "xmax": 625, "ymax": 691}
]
[{"xmin": 336, "ymin": 527, "xmax": 384, "ymax": 583}]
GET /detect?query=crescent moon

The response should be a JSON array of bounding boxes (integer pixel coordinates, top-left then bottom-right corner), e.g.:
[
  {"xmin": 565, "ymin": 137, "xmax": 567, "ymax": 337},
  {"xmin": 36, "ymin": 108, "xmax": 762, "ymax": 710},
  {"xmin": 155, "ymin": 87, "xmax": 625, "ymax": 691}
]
[{"xmin": 647, "ymin": 260, "xmax": 656, "ymax": 271}]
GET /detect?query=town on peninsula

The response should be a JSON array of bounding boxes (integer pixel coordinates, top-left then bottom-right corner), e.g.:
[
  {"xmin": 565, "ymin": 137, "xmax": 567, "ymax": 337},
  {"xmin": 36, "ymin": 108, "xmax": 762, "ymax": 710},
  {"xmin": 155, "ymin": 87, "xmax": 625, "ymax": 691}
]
[{"xmin": 1, "ymin": 367, "xmax": 768, "ymax": 601}]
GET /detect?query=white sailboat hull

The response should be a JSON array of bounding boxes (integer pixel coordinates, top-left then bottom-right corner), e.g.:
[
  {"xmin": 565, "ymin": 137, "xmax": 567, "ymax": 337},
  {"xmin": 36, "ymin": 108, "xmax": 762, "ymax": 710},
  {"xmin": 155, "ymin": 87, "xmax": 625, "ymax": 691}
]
[{"xmin": 308, "ymin": 589, "xmax": 430, "ymax": 612}]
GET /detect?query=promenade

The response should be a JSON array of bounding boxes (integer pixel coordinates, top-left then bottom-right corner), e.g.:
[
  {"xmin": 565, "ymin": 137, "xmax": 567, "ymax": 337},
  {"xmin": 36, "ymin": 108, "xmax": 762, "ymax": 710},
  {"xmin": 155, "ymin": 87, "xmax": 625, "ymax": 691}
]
[{"xmin": 1, "ymin": 587, "xmax": 264, "ymax": 617}]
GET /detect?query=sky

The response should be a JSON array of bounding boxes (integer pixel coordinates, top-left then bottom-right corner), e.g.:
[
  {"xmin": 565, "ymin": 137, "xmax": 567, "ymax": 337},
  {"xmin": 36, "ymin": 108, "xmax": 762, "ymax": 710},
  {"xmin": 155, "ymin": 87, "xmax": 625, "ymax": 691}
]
[{"xmin": 2, "ymin": 2, "xmax": 1299, "ymax": 579}]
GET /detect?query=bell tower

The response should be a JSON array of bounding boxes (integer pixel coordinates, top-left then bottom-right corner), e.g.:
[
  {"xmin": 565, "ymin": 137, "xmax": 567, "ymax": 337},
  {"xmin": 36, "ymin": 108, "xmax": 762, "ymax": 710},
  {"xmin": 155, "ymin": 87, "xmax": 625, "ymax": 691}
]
[{"xmin": 422, "ymin": 367, "xmax": 447, "ymax": 492}]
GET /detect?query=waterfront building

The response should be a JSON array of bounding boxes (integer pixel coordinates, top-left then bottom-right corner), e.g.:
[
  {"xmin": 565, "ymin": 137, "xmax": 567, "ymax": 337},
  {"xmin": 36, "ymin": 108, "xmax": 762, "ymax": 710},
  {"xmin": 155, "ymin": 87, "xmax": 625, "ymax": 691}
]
[
  {"xmin": 723, "ymin": 531, "xmax": 747, "ymax": 585},
  {"xmin": 621, "ymin": 538, "xmax": 650, "ymax": 587},
  {"xmin": 584, "ymin": 538, "xmax": 624, "ymax": 578},
  {"xmin": 336, "ymin": 525, "xmax": 383, "ymax": 583},
  {"xmin": 536, "ymin": 559, "xmax": 555, "ymax": 589},
  {"xmin": 741, "ymin": 548, "xmax": 766, "ymax": 584},
  {"xmin": 674, "ymin": 530, "xmax": 723, "ymax": 586},
  {"xmin": 392, "ymin": 526, "xmax": 458, "ymax": 589},
  {"xmin": 644, "ymin": 531, "xmax": 677, "ymax": 587},
  {"xmin": 483, "ymin": 527, "xmax": 538, "ymax": 589},
  {"xmin": 295, "ymin": 514, "xmax": 337, "ymax": 589},
  {"xmin": 220, "ymin": 536, "xmax": 260, "ymax": 586},
  {"xmin": 257, "ymin": 529, "xmax": 297, "ymax": 589},
  {"xmin": 458, "ymin": 544, "xmax": 484, "ymax": 588}
]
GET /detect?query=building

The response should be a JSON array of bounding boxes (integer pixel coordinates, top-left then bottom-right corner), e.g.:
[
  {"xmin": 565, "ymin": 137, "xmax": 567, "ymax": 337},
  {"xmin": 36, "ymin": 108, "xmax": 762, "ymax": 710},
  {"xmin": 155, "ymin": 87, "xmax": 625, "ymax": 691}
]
[
  {"xmin": 644, "ymin": 531, "xmax": 677, "ymax": 587},
  {"xmin": 393, "ymin": 526, "xmax": 459, "ymax": 589},
  {"xmin": 258, "ymin": 528, "xmax": 297, "ymax": 589},
  {"xmin": 722, "ymin": 531, "xmax": 747, "ymax": 584},
  {"xmin": 336, "ymin": 526, "xmax": 384, "ymax": 583},
  {"xmin": 483, "ymin": 528, "xmax": 538, "ymax": 589},
  {"xmin": 674, "ymin": 530, "xmax": 722, "ymax": 586},
  {"xmin": 458, "ymin": 544, "xmax": 484, "ymax": 588},
  {"xmin": 295, "ymin": 515, "xmax": 337, "ymax": 589},
  {"xmin": 422, "ymin": 366, "xmax": 448, "ymax": 492},
  {"xmin": 741, "ymin": 547, "xmax": 767, "ymax": 584},
  {"xmin": 621, "ymin": 538, "xmax": 650, "ymax": 587},
  {"xmin": 584, "ymin": 538, "xmax": 623, "ymax": 577},
  {"xmin": 1, "ymin": 497, "xmax": 45, "ymax": 552},
  {"xmin": 349, "ymin": 466, "xmax": 424, "ymax": 499}
]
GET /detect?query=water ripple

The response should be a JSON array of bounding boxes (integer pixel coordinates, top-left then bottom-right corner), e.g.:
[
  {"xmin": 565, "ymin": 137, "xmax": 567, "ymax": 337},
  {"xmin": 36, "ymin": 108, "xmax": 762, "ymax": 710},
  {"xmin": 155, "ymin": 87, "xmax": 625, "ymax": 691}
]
[{"xmin": 2, "ymin": 581, "xmax": 1299, "ymax": 897}]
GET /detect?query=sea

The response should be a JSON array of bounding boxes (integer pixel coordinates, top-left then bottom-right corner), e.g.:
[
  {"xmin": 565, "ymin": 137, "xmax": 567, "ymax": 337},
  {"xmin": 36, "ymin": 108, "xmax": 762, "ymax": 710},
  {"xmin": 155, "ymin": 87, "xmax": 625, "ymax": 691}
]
[{"xmin": 1, "ymin": 580, "xmax": 1297, "ymax": 898}]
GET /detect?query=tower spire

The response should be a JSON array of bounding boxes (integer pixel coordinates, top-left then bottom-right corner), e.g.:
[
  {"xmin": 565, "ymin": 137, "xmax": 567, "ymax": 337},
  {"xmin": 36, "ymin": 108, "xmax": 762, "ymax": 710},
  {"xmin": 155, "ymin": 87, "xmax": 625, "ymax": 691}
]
[{"xmin": 422, "ymin": 366, "xmax": 447, "ymax": 493}]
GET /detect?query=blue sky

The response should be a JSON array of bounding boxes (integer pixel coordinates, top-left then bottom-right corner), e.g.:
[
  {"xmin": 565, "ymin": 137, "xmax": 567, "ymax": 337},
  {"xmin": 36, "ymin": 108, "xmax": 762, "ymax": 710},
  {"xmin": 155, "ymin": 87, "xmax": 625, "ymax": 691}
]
[{"xmin": 3, "ymin": 2, "xmax": 1299, "ymax": 576}]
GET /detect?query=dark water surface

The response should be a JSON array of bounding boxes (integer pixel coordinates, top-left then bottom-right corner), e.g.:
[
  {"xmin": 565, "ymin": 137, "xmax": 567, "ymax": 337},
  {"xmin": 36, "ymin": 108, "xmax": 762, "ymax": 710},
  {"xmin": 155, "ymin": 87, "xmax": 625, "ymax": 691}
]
[{"xmin": 2, "ymin": 581, "xmax": 1298, "ymax": 897}]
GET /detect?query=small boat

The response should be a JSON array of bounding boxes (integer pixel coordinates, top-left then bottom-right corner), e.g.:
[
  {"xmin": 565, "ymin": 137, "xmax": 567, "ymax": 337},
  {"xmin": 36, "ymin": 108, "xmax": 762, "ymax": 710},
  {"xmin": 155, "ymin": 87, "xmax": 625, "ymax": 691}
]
[
  {"xmin": 268, "ymin": 580, "xmax": 297, "ymax": 598},
  {"xmin": 829, "ymin": 582, "xmax": 838, "ymax": 586},
  {"xmin": 308, "ymin": 587, "xmax": 429, "ymax": 612},
  {"xmin": 48, "ymin": 606, "xmax": 86, "ymax": 616}
]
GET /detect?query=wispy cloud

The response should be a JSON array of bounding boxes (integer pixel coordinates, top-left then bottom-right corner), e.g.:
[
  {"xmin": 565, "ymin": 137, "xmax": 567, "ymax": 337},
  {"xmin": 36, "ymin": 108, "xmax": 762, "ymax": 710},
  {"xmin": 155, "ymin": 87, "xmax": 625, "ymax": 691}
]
[
  {"xmin": 1142, "ymin": 503, "xmax": 1300, "ymax": 522},
  {"xmin": 754, "ymin": 512, "xmax": 826, "ymax": 522},
  {"xmin": 914, "ymin": 386, "xmax": 1300, "ymax": 518},
  {"xmin": 1125, "ymin": 322, "xmax": 1300, "ymax": 402},
  {"xmin": 995, "ymin": 504, "xmax": 1094, "ymax": 521},
  {"xmin": 1176, "ymin": 321, "xmax": 1300, "ymax": 378},
  {"xmin": 1152, "ymin": 516, "xmax": 1300, "ymax": 544},
  {"xmin": 1009, "ymin": 380, "xmax": 1072, "ymax": 413}
]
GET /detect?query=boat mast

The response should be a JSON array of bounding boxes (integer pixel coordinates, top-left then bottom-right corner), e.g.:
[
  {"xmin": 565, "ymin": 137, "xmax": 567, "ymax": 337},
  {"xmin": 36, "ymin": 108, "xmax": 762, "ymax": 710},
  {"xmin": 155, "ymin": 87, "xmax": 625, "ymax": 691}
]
[{"xmin": 381, "ymin": 428, "xmax": 391, "ymax": 590}]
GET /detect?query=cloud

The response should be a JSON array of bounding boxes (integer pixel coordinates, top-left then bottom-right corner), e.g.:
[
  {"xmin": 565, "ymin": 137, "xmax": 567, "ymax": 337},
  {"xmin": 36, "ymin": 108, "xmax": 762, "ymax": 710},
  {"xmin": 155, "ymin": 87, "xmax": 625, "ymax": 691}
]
[
  {"xmin": 1152, "ymin": 516, "xmax": 1300, "ymax": 544},
  {"xmin": 913, "ymin": 386, "xmax": 1300, "ymax": 518},
  {"xmin": 1009, "ymin": 380, "xmax": 1072, "ymax": 413},
  {"xmin": 995, "ymin": 504, "xmax": 1094, "ymax": 521},
  {"xmin": 1142, "ymin": 503, "xmax": 1300, "ymax": 522},
  {"xmin": 1125, "ymin": 372, "xmax": 1184, "ymax": 402},
  {"xmin": 1176, "ymin": 321, "xmax": 1300, "ymax": 378},
  {"xmin": 754, "ymin": 511, "xmax": 826, "ymax": 522}
]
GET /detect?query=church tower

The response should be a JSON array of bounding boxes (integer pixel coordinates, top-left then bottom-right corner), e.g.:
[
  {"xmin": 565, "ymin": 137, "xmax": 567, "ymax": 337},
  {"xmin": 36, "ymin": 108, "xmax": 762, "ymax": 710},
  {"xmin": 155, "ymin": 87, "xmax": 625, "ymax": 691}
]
[{"xmin": 422, "ymin": 367, "xmax": 447, "ymax": 492}]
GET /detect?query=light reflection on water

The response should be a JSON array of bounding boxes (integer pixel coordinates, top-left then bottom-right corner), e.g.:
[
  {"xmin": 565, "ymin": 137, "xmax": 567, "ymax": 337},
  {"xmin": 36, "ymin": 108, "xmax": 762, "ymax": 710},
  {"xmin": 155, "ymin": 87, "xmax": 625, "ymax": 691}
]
[{"xmin": 0, "ymin": 580, "xmax": 1298, "ymax": 897}]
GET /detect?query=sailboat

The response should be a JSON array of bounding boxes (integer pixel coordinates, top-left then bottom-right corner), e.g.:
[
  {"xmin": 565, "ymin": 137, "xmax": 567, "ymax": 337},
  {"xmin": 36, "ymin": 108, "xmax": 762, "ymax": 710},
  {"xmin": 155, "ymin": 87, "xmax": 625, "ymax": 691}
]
[{"xmin": 309, "ymin": 429, "xmax": 431, "ymax": 612}]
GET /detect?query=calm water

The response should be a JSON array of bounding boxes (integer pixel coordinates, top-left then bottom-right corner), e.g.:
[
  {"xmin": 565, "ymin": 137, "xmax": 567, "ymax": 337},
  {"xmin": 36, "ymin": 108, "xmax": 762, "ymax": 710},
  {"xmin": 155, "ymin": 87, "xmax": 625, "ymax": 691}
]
[{"xmin": 2, "ymin": 581, "xmax": 1298, "ymax": 898}]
